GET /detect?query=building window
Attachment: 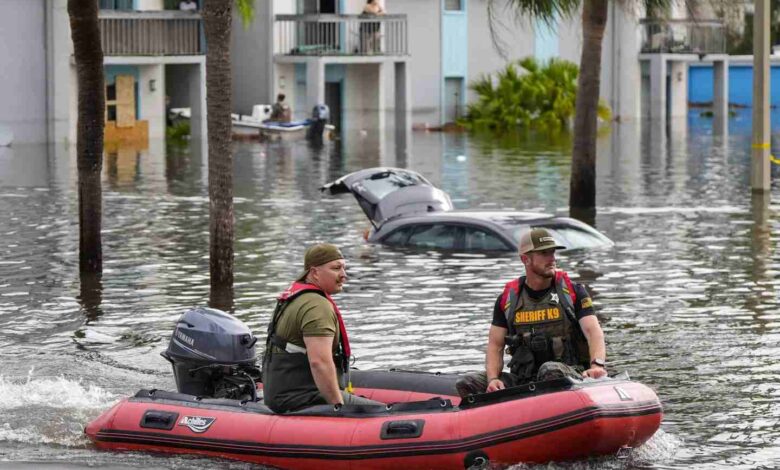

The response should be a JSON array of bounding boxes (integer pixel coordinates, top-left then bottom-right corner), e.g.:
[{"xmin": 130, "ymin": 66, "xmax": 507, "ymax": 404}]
[
  {"xmin": 444, "ymin": 0, "xmax": 463, "ymax": 11},
  {"xmin": 100, "ymin": 0, "xmax": 134, "ymax": 10}
]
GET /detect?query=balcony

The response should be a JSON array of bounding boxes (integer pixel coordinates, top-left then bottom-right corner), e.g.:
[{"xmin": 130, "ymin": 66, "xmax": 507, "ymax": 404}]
[
  {"xmin": 98, "ymin": 10, "xmax": 203, "ymax": 56},
  {"xmin": 640, "ymin": 19, "xmax": 725, "ymax": 55},
  {"xmin": 274, "ymin": 14, "xmax": 408, "ymax": 57}
]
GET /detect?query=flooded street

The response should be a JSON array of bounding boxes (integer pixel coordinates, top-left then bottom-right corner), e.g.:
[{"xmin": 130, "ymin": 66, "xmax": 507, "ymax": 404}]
[{"xmin": 0, "ymin": 112, "xmax": 778, "ymax": 469}]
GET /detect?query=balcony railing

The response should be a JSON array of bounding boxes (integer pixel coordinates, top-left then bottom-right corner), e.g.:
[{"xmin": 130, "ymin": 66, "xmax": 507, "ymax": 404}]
[
  {"xmin": 275, "ymin": 14, "xmax": 408, "ymax": 57},
  {"xmin": 98, "ymin": 10, "xmax": 203, "ymax": 56},
  {"xmin": 640, "ymin": 19, "xmax": 725, "ymax": 54}
]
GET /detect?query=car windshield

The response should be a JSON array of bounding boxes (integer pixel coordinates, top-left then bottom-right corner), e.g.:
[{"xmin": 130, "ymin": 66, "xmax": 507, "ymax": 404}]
[
  {"xmin": 510, "ymin": 225, "xmax": 610, "ymax": 250},
  {"xmin": 357, "ymin": 171, "xmax": 429, "ymax": 200}
]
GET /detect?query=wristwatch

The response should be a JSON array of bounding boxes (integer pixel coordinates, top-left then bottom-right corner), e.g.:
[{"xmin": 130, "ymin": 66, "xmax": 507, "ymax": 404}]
[{"xmin": 590, "ymin": 358, "xmax": 606, "ymax": 368}]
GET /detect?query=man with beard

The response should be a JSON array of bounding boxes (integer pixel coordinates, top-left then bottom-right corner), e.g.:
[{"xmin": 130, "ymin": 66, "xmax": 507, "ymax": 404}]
[
  {"xmin": 262, "ymin": 243, "xmax": 384, "ymax": 412},
  {"xmin": 456, "ymin": 228, "xmax": 607, "ymax": 397}
]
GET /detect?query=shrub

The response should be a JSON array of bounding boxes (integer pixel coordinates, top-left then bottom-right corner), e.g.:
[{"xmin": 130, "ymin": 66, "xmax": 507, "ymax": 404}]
[{"xmin": 459, "ymin": 57, "xmax": 610, "ymax": 133}]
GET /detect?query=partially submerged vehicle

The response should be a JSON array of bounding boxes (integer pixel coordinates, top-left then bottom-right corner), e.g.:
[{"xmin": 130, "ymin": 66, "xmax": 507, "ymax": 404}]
[
  {"xmin": 85, "ymin": 308, "xmax": 662, "ymax": 469},
  {"xmin": 320, "ymin": 168, "xmax": 613, "ymax": 252}
]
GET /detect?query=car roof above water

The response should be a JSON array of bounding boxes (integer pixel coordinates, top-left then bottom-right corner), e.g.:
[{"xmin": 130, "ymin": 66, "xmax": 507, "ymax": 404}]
[{"xmin": 385, "ymin": 210, "xmax": 557, "ymax": 226}]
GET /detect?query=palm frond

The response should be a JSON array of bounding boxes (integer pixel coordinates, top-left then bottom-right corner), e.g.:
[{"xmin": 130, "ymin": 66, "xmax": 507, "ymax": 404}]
[{"xmin": 235, "ymin": 0, "xmax": 255, "ymax": 29}]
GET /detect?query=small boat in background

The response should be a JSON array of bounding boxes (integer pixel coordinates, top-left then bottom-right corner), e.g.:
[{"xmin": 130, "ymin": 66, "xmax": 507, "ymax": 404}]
[
  {"xmin": 256, "ymin": 119, "xmax": 335, "ymax": 142},
  {"xmin": 169, "ymin": 105, "xmax": 334, "ymax": 142}
]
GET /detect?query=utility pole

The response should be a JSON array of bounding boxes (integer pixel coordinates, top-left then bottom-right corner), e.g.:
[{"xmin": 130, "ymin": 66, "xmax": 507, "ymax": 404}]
[{"xmin": 752, "ymin": 0, "xmax": 771, "ymax": 193}]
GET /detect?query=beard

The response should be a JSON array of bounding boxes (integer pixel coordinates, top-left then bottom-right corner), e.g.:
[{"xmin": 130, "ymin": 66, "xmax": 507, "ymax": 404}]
[{"xmin": 530, "ymin": 262, "xmax": 555, "ymax": 279}]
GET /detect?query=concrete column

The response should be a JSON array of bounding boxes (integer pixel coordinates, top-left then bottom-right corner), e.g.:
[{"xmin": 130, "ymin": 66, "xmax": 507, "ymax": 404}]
[
  {"xmin": 189, "ymin": 61, "xmax": 207, "ymax": 143},
  {"xmin": 649, "ymin": 55, "xmax": 667, "ymax": 121},
  {"xmin": 668, "ymin": 61, "xmax": 688, "ymax": 118},
  {"xmin": 712, "ymin": 59, "xmax": 729, "ymax": 136},
  {"xmin": 752, "ymin": 0, "xmax": 771, "ymax": 192},
  {"xmin": 140, "ymin": 64, "xmax": 165, "ymax": 140},
  {"xmin": 394, "ymin": 61, "xmax": 411, "ymax": 162},
  {"xmin": 713, "ymin": 59, "xmax": 729, "ymax": 118},
  {"xmin": 306, "ymin": 61, "xmax": 325, "ymax": 114},
  {"xmin": 47, "ymin": 0, "xmax": 74, "ymax": 144},
  {"xmin": 376, "ymin": 62, "xmax": 386, "ymax": 134}
]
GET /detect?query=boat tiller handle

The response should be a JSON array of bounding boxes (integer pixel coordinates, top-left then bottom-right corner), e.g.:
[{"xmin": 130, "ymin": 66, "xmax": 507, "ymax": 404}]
[
  {"xmin": 380, "ymin": 419, "xmax": 425, "ymax": 440},
  {"xmin": 140, "ymin": 410, "xmax": 179, "ymax": 430}
]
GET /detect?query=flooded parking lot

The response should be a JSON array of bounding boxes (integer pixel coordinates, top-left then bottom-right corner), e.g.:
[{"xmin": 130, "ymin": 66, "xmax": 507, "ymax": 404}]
[{"xmin": 0, "ymin": 114, "xmax": 778, "ymax": 469}]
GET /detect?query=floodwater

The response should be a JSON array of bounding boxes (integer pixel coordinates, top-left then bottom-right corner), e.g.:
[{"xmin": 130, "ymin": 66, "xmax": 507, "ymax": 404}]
[{"xmin": 0, "ymin": 111, "xmax": 778, "ymax": 469}]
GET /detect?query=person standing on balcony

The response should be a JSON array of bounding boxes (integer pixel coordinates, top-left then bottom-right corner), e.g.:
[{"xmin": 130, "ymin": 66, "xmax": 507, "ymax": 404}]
[
  {"xmin": 360, "ymin": 0, "xmax": 384, "ymax": 53},
  {"xmin": 179, "ymin": 0, "xmax": 197, "ymax": 11}
]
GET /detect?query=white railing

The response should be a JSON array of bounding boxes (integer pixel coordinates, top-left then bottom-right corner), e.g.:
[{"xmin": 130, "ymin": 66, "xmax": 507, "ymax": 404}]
[
  {"xmin": 640, "ymin": 19, "xmax": 725, "ymax": 54},
  {"xmin": 98, "ymin": 10, "xmax": 203, "ymax": 56},
  {"xmin": 275, "ymin": 14, "xmax": 408, "ymax": 57}
]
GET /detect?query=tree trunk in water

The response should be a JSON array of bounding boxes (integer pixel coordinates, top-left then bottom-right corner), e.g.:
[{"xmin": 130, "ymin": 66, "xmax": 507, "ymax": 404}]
[
  {"xmin": 569, "ymin": 0, "xmax": 607, "ymax": 222},
  {"xmin": 68, "ymin": 0, "xmax": 104, "ymax": 274},
  {"xmin": 202, "ymin": 0, "xmax": 235, "ymax": 311}
]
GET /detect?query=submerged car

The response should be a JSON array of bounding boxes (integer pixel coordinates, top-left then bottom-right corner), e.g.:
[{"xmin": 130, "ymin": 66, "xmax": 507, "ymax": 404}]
[{"xmin": 321, "ymin": 168, "xmax": 613, "ymax": 253}]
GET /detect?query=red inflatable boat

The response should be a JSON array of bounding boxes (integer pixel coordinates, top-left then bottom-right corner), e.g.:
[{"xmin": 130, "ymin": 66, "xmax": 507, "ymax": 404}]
[{"xmin": 85, "ymin": 369, "xmax": 662, "ymax": 469}]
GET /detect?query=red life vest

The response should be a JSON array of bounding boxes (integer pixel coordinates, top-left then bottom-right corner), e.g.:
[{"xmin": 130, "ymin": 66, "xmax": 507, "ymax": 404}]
[
  {"xmin": 276, "ymin": 281, "xmax": 350, "ymax": 359},
  {"xmin": 500, "ymin": 270, "xmax": 576, "ymax": 312}
]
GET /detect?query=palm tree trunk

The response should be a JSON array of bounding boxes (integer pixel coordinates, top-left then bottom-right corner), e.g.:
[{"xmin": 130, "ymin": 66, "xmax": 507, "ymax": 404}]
[
  {"xmin": 569, "ymin": 0, "xmax": 607, "ymax": 220},
  {"xmin": 68, "ymin": 0, "xmax": 104, "ymax": 274},
  {"xmin": 202, "ymin": 0, "xmax": 235, "ymax": 310}
]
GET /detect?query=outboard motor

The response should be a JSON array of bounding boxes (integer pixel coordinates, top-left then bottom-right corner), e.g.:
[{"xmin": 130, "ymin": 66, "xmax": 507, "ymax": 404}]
[
  {"xmin": 306, "ymin": 103, "xmax": 330, "ymax": 141},
  {"xmin": 161, "ymin": 307, "xmax": 260, "ymax": 401}
]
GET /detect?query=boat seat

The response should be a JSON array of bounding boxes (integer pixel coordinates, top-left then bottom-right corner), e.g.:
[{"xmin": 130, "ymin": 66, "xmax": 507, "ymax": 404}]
[{"xmin": 286, "ymin": 397, "xmax": 453, "ymax": 417}]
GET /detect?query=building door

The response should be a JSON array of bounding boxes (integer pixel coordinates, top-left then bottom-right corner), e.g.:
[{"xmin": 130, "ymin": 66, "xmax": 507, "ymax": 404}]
[
  {"xmin": 325, "ymin": 81, "xmax": 342, "ymax": 132},
  {"xmin": 300, "ymin": 0, "xmax": 339, "ymax": 51},
  {"xmin": 444, "ymin": 77, "xmax": 463, "ymax": 124},
  {"xmin": 301, "ymin": 0, "xmax": 337, "ymax": 13}
]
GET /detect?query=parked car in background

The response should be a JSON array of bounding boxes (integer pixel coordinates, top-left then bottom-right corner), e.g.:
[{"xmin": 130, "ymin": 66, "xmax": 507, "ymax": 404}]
[{"xmin": 321, "ymin": 168, "xmax": 613, "ymax": 253}]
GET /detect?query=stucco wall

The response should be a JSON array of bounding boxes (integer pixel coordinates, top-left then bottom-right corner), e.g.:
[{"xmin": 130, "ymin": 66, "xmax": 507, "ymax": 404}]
[
  {"xmin": 392, "ymin": 0, "xmax": 441, "ymax": 126},
  {"xmin": 136, "ymin": 0, "xmax": 164, "ymax": 10},
  {"xmin": 557, "ymin": 14, "xmax": 581, "ymax": 64},
  {"xmin": 231, "ymin": 0, "xmax": 274, "ymax": 115},
  {"xmin": 0, "ymin": 0, "xmax": 47, "ymax": 143},
  {"xmin": 467, "ymin": 0, "xmax": 535, "ymax": 103},
  {"xmin": 344, "ymin": 63, "xmax": 382, "ymax": 130}
]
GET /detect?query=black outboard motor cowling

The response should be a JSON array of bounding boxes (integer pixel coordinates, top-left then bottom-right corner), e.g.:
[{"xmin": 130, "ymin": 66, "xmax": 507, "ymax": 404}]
[
  {"xmin": 306, "ymin": 103, "xmax": 330, "ymax": 142},
  {"xmin": 162, "ymin": 307, "xmax": 260, "ymax": 400}
]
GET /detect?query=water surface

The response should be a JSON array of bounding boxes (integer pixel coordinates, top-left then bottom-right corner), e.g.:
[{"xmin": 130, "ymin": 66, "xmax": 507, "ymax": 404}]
[{"xmin": 0, "ymin": 113, "xmax": 778, "ymax": 469}]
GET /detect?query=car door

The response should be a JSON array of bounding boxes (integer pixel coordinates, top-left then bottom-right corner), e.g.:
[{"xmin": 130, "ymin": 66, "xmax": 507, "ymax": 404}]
[
  {"xmin": 462, "ymin": 226, "xmax": 514, "ymax": 251},
  {"xmin": 404, "ymin": 224, "xmax": 463, "ymax": 250},
  {"xmin": 320, "ymin": 168, "xmax": 453, "ymax": 228}
]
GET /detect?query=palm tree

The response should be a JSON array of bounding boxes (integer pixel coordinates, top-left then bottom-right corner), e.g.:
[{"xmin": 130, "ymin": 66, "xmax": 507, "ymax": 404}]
[
  {"xmin": 494, "ymin": 0, "xmax": 680, "ymax": 220},
  {"xmin": 202, "ymin": 0, "xmax": 254, "ymax": 310},
  {"xmin": 68, "ymin": 0, "xmax": 105, "ymax": 274}
]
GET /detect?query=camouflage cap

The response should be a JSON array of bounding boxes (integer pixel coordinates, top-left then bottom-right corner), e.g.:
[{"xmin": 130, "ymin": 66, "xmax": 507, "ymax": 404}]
[
  {"xmin": 297, "ymin": 243, "xmax": 345, "ymax": 282},
  {"xmin": 518, "ymin": 227, "xmax": 566, "ymax": 254}
]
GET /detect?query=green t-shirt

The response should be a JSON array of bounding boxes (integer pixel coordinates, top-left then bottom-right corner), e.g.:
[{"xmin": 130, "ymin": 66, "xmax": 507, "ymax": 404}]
[{"xmin": 272, "ymin": 292, "xmax": 340, "ymax": 354}]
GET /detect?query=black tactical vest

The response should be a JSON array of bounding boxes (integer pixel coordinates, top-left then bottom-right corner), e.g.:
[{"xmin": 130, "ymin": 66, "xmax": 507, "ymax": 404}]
[{"xmin": 502, "ymin": 276, "xmax": 590, "ymax": 380}]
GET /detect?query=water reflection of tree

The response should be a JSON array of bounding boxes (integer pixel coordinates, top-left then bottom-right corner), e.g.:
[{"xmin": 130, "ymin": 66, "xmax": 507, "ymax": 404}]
[
  {"xmin": 748, "ymin": 193, "xmax": 773, "ymax": 310},
  {"xmin": 78, "ymin": 272, "xmax": 103, "ymax": 323}
]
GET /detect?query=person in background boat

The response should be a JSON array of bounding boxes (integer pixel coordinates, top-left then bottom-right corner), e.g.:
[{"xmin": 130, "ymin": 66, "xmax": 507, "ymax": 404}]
[
  {"xmin": 456, "ymin": 228, "xmax": 607, "ymax": 397},
  {"xmin": 178, "ymin": 0, "xmax": 197, "ymax": 11},
  {"xmin": 262, "ymin": 243, "xmax": 384, "ymax": 413},
  {"xmin": 267, "ymin": 93, "xmax": 292, "ymax": 123},
  {"xmin": 360, "ymin": 0, "xmax": 384, "ymax": 53}
]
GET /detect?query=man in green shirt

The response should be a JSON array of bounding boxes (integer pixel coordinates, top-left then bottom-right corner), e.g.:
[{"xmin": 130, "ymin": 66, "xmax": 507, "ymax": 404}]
[{"xmin": 262, "ymin": 243, "xmax": 383, "ymax": 412}]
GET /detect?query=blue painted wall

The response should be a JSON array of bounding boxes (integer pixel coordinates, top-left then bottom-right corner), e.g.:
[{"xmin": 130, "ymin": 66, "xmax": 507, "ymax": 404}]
[
  {"xmin": 689, "ymin": 64, "xmax": 780, "ymax": 106},
  {"xmin": 442, "ymin": 8, "xmax": 467, "ymax": 77},
  {"xmin": 441, "ymin": 0, "xmax": 467, "ymax": 124},
  {"xmin": 534, "ymin": 18, "xmax": 558, "ymax": 62}
]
